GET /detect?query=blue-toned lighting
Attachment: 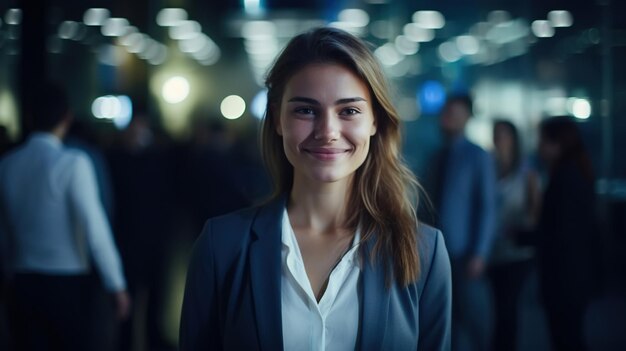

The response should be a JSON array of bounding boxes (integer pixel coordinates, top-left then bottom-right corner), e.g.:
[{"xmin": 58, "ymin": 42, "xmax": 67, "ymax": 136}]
[
  {"xmin": 418, "ymin": 80, "xmax": 446, "ymax": 115},
  {"xmin": 243, "ymin": 0, "xmax": 265, "ymax": 16},
  {"xmin": 91, "ymin": 95, "xmax": 133, "ymax": 129},
  {"xmin": 251, "ymin": 89, "xmax": 268, "ymax": 120}
]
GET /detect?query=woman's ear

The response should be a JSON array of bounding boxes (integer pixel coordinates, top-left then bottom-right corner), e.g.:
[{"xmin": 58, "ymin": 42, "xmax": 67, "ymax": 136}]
[{"xmin": 370, "ymin": 118, "xmax": 377, "ymax": 136}]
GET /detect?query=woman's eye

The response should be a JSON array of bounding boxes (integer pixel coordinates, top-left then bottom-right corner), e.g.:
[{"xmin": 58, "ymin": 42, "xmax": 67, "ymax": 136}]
[
  {"xmin": 294, "ymin": 107, "xmax": 315, "ymax": 116},
  {"xmin": 341, "ymin": 108, "xmax": 361, "ymax": 116}
]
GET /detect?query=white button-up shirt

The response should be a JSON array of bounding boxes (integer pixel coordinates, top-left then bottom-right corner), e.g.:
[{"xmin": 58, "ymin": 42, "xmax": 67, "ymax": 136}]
[
  {"xmin": 0, "ymin": 132, "xmax": 126, "ymax": 291},
  {"xmin": 280, "ymin": 208, "xmax": 361, "ymax": 351}
]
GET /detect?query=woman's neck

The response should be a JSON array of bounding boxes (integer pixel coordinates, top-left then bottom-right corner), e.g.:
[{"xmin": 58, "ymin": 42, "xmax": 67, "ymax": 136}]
[
  {"xmin": 497, "ymin": 152, "xmax": 514, "ymax": 178},
  {"xmin": 287, "ymin": 175, "xmax": 352, "ymax": 233}
]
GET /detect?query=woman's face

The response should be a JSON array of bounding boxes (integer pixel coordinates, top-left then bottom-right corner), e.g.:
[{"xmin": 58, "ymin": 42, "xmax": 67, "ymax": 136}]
[
  {"xmin": 440, "ymin": 101, "xmax": 470, "ymax": 138},
  {"xmin": 538, "ymin": 134, "xmax": 560, "ymax": 167},
  {"xmin": 276, "ymin": 63, "xmax": 377, "ymax": 185},
  {"xmin": 493, "ymin": 124, "xmax": 514, "ymax": 158}
]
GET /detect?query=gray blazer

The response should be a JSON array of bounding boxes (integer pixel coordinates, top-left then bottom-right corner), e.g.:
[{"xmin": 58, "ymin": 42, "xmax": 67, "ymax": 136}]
[{"xmin": 180, "ymin": 195, "xmax": 451, "ymax": 350}]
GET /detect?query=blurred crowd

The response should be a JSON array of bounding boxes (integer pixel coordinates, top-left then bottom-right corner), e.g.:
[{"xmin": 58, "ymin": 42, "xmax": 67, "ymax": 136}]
[
  {"xmin": 0, "ymin": 83, "xmax": 270, "ymax": 351},
  {"xmin": 421, "ymin": 95, "xmax": 621, "ymax": 351},
  {"xmin": 0, "ymin": 83, "xmax": 624, "ymax": 351}
]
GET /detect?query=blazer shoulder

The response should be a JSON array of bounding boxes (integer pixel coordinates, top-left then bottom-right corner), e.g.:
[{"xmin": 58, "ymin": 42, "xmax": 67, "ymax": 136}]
[
  {"xmin": 462, "ymin": 138, "xmax": 484, "ymax": 152},
  {"xmin": 456, "ymin": 138, "xmax": 484, "ymax": 156},
  {"xmin": 416, "ymin": 223, "xmax": 448, "ymax": 287},
  {"xmin": 209, "ymin": 205, "xmax": 260, "ymax": 227},
  {"xmin": 189, "ymin": 206, "xmax": 261, "ymax": 273},
  {"xmin": 417, "ymin": 223, "xmax": 440, "ymax": 254},
  {"xmin": 201, "ymin": 205, "xmax": 260, "ymax": 243}
]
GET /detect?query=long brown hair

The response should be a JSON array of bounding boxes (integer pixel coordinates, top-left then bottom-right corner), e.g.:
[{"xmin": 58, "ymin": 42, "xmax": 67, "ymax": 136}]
[
  {"xmin": 261, "ymin": 27, "xmax": 421, "ymax": 286},
  {"xmin": 493, "ymin": 119, "xmax": 521, "ymax": 178}
]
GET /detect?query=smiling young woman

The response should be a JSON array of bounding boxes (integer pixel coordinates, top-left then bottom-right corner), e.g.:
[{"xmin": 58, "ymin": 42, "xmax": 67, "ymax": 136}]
[
  {"xmin": 277, "ymin": 63, "xmax": 376, "ymax": 186},
  {"xmin": 180, "ymin": 27, "xmax": 452, "ymax": 351}
]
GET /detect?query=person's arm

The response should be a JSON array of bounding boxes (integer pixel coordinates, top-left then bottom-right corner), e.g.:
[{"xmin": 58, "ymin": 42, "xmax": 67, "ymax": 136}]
[
  {"xmin": 68, "ymin": 153, "xmax": 129, "ymax": 318},
  {"xmin": 0, "ymin": 184, "xmax": 11, "ymax": 291},
  {"xmin": 418, "ymin": 230, "xmax": 452, "ymax": 351},
  {"xmin": 525, "ymin": 170, "xmax": 542, "ymax": 227},
  {"xmin": 180, "ymin": 220, "xmax": 221, "ymax": 351},
  {"xmin": 468, "ymin": 151, "xmax": 497, "ymax": 278}
]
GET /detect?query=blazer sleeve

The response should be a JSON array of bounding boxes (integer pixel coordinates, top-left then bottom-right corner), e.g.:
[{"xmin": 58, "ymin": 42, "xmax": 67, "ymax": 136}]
[
  {"xmin": 180, "ymin": 219, "xmax": 222, "ymax": 351},
  {"xmin": 418, "ymin": 229, "xmax": 452, "ymax": 351},
  {"xmin": 473, "ymin": 151, "xmax": 497, "ymax": 259}
]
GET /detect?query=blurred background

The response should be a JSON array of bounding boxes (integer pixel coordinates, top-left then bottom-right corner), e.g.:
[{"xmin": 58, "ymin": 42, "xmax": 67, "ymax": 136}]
[{"xmin": 0, "ymin": 0, "xmax": 625, "ymax": 350}]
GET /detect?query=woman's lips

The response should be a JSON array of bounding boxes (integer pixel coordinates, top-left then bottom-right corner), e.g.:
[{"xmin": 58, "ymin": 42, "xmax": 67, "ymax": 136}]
[{"xmin": 302, "ymin": 147, "xmax": 351, "ymax": 160}]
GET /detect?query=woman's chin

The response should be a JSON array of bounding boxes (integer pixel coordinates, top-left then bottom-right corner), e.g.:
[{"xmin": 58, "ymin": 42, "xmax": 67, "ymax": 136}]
[{"xmin": 305, "ymin": 171, "xmax": 350, "ymax": 185}]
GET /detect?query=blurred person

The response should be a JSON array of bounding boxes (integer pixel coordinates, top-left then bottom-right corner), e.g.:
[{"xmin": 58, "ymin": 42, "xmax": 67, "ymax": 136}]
[
  {"xmin": 0, "ymin": 126, "xmax": 12, "ymax": 351},
  {"xmin": 0, "ymin": 126, "xmax": 15, "ymax": 157},
  {"xmin": 536, "ymin": 116, "xmax": 601, "ymax": 351},
  {"xmin": 65, "ymin": 117, "xmax": 120, "ymax": 351},
  {"xmin": 427, "ymin": 94, "xmax": 497, "ymax": 351},
  {"xmin": 488, "ymin": 120, "xmax": 541, "ymax": 351},
  {"xmin": 180, "ymin": 27, "xmax": 452, "ymax": 350},
  {"xmin": 182, "ymin": 118, "xmax": 250, "ymax": 235},
  {"xmin": 108, "ymin": 113, "xmax": 177, "ymax": 351},
  {"xmin": 65, "ymin": 118, "xmax": 115, "ymax": 220},
  {"xmin": 229, "ymin": 126, "xmax": 273, "ymax": 202},
  {"xmin": 0, "ymin": 83, "xmax": 129, "ymax": 351}
]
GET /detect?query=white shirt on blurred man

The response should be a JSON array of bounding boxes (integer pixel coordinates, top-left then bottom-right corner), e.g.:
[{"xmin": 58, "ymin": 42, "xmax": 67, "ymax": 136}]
[{"xmin": 0, "ymin": 131, "xmax": 126, "ymax": 292}]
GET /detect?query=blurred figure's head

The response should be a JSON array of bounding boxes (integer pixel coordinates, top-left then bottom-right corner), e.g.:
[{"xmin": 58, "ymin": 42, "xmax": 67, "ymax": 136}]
[
  {"xmin": 261, "ymin": 26, "xmax": 406, "ymax": 195},
  {"xmin": 539, "ymin": 116, "xmax": 593, "ymax": 181},
  {"xmin": 0, "ymin": 126, "xmax": 8, "ymax": 144},
  {"xmin": 493, "ymin": 119, "xmax": 520, "ymax": 175},
  {"xmin": 191, "ymin": 118, "xmax": 234, "ymax": 153},
  {"xmin": 0, "ymin": 125, "xmax": 11, "ymax": 156},
  {"xmin": 33, "ymin": 82, "xmax": 72, "ymax": 135},
  {"xmin": 67, "ymin": 117, "xmax": 97, "ymax": 144},
  {"xmin": 122, "ymin": 114, "xmax": 153, "ymax": 152},
  {"xmin": 440, "ymin": 94, "xmax": 473, "ymax": 139}
]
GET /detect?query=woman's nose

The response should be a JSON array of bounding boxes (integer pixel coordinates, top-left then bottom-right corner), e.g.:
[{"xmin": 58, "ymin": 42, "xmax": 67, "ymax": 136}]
[{"xmin": 314, "ymin": 112, "xmax": 340, "ymax": 142}]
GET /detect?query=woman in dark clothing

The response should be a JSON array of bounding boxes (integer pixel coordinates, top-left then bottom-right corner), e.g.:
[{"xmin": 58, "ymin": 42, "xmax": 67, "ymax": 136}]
[
  {"xmin": 537, "ymin": 116, "xmax": 601, "ymax": 351},
  {"xmin": 489, "ymin": 120, "xmax": 541, "ymax": 351}
]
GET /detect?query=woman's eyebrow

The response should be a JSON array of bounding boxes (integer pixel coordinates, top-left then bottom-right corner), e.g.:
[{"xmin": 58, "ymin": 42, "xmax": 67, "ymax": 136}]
[
  {"xmin": 335, "ymin": 97, "xmax": 367, "ymax": 105},
  {"xmin": 287, "ymin": 96, "xmax": 320, "ymax": 105},
  {"xmin": 287, "ymin": 96, "xmax": 367, "ymax": 105}
]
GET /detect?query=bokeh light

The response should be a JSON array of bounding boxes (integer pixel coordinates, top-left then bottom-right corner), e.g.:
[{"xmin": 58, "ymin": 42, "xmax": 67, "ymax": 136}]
[
  {"xmin": 338, "ymin": 9, "xmax": 370, "ymax": 28},
  {"xmin": 569, "ymin": 98, "xmax": 591, "ymax": 119},
  {"xmin": 83, "ymin": 8, "xmax": 110, "ymax": 26},
  {"xmin": 532, "ymin": 20, "xmax": 555, "ymax": 38},
  {"xmin": 438, "ymin": 41, "xmax": 462, "ymax": 62},
  {"xmin": 456, "ymin": 35, "xmax": 480, "ymax": 55},
  {"xmin": 418, "ymin": 80, "xmax": 447, "ymax": 115},
  {"xmin": 548, "ymin": 10, "xmax": 573, "ymax": 28},
  {"xmin": 162, "ymin": 76, "xmax": 190, "ymax": 104},
  {"xmin": 412, "ymin": 11, "xmax": 445, "ymax": 29},
  {"xmin": 251, "ymin": 89, "xmax": 268, "ymax": 120},
  {"xmin": 156, "ymin": 8, "xmax": 188, "ymax": 27},
  {"xmin": 101, "ymin": 18, "xmax": 129, "ymax": 37},
  {"xmin": 403, "ymin": 23, "xmax": 435, "ymax": 42},
  {"xmin": 220, "ymin": 95, "xmax": 246, "ymax": 120},
  {"xmin": 91, "ymin": 95, "xmax": 133, "ymax": 129}
]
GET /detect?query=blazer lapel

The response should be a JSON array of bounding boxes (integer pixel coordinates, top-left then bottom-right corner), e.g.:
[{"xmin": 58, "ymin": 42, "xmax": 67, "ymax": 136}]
[
  {"xmin": 249, "ymin": 196, "xmax": 286, "ymax": 351},
  {"xmin": 358, "ymin": 239, "xmax": 391, "ymax": 351}
]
